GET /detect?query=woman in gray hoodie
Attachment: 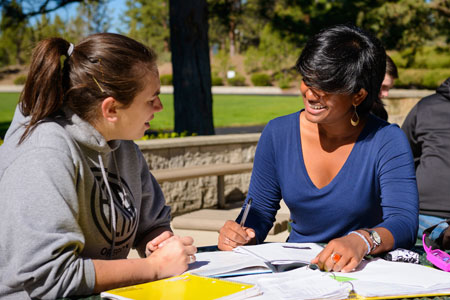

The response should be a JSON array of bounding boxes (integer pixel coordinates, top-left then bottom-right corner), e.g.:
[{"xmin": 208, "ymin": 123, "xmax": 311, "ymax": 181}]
[{"xmin": 0, "ymin": 33, "xmax": 196, "ymax": 299}]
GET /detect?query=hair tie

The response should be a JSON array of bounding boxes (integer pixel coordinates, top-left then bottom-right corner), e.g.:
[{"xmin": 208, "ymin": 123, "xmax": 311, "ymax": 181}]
[{"xmin": 67, "ymin": 43, "xmax": 74, "ymax": 57}]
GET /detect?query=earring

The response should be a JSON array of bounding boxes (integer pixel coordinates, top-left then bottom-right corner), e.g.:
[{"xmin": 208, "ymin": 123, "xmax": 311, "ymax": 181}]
[{"xmin": 351, "ymin": 105, "xmax": 359, "ymax": 127}]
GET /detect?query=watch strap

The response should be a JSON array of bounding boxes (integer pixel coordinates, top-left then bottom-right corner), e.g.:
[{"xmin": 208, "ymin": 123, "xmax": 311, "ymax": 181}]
[{"xmin": 362, "ymin": 229, "xmax": 381, "ymax": 251}]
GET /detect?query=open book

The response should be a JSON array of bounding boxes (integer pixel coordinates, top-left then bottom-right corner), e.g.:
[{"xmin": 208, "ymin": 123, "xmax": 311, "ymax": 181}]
[
  {"xmin": 190, "ymin": 242, "xmax": 323, "ymax": 277},
  {"xmin": 100, "ymin": 273, "xmax": 261, "ymax": 300}
]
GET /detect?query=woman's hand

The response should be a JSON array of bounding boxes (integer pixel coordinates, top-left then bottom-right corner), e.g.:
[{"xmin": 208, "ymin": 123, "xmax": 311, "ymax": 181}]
[
  {"xmin": 311, "ymin": 233, "xmax": 368, "ymax": 273},
  {"xmin": 146, "ymin": 235, "xmax": 197, "ymax": 279},
  {"xmin": 218, "ymin": 220, "xmax": 256, "ymax": 251}
]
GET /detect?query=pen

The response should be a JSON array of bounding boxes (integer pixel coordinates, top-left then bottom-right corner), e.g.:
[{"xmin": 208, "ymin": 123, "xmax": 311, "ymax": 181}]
[
  {"xmin": 282, "ymin": 245, "xmax": 312, "ymax": 250},
  {"xmin": 240, "ymin": 198, "xmax": 253, "ymax": 227}
]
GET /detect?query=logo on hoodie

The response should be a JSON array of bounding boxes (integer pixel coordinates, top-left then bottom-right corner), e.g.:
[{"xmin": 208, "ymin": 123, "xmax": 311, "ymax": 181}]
[{"xmin": 91, "ymin": 167, "xmax": 138, "ymax": 247}]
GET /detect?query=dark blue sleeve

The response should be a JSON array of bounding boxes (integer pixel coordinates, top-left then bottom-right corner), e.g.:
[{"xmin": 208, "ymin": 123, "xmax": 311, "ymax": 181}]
[
  {"xmin": 376, "ymin": 125, "xmax": 419, "ymax": 249},
  {"xmin": 236, "ymin": 122, "xmax": 282, "ymax": 243}
]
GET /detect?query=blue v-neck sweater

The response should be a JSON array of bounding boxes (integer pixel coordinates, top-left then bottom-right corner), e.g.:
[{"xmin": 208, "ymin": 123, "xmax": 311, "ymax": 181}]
[{"xmin": 239, "ymin": 110, "xmax": 418, "ymax": 249}]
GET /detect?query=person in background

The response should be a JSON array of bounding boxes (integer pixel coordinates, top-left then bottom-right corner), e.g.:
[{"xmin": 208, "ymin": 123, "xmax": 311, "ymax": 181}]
[
  {"xmin": 0, "ymin": 33, "xmax": 196, "ymax": 299},
  {"xmin": 218, "ymin": 24, "xmax": 418, "ymax": 273},
  {"xmin": 401, "ymin": 77, "xmax": 450, "ymax": 246},
  {"xmin": 371, "ymin": 55, "xmax": 399, "ymax": 121}
]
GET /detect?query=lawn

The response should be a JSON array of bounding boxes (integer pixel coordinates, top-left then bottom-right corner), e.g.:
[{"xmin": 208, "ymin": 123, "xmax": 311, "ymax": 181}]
[{"xmin": 0, "ymin": 92, "xmax": 304, "ymax": 138}]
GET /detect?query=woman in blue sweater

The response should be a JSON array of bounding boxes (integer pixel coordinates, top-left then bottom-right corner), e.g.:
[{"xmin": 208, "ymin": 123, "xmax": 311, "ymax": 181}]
[{"xmin": 218, "ymin": 24, "xmax": 418, "ymax": 273}]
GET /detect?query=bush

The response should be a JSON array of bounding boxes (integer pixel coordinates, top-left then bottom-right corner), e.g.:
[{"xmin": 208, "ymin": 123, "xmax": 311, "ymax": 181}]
[
  {"xmin": 160, "ymin": 74, "xmax": 173, "ymax": 85},
  {"xmin": 396, "ymin": 69, "xmax": 450, "ymax": 89},
  {"xmin": 227, "ymin": 74, "xmax": 246, "ymax": 86},
  {"xmin": 0, "ymin": 138, "xmax": 3, "ymax": 146},
  {"xmin": 13, "ymin": 75, "xmax": 27, "ymax": 85},
  {"xmin": 250, "ymin": 73, "xmax": 272, "ymax": 86},
  {"xmin": 140, "ymin": 130, "xmax": 197, "ymax": 140},
  {"xmin": 211, "ymin": 75, "xmax": 223, "ymax": 86}
]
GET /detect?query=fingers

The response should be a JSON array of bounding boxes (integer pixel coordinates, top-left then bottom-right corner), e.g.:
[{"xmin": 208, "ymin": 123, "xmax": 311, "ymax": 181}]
[
  {"xmin": 147, "ymin": 234, "xmax": 195, "ymax": 257},
  {"xmin": 218, "ymin": 220, "xmax": 253, "ymax": 251},
  {"xmin": 313, "ymin": 235, "xmax": 366, "ymax": 272},
  {"xmin": 148, "ymin": 231, "xmax": 174, "ymax": 251}
]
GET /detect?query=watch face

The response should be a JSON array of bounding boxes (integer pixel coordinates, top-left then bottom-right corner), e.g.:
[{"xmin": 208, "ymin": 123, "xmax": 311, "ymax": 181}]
[{"xmin": 372, "ymin": 231, "xmax": 381, "ymax": 244}]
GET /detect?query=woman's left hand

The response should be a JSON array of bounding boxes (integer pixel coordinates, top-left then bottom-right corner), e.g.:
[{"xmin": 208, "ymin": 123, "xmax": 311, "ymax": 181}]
[{"xmin": 311, "ymin": 233, "xmax": 368, "ymax": 273}]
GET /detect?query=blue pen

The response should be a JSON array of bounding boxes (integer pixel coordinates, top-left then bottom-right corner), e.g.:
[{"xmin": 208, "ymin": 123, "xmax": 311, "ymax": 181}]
[{"xmin": 240, "ymin": 198, "xmax": 253, "ymax": 227}]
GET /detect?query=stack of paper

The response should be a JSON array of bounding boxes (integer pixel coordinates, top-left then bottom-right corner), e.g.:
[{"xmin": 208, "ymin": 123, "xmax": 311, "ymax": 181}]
[
  {"xmin": 233, "ymin": 266, "xmax": 351, "ymax": 300},
  {"xmin": 341, "ymin": 258, "xmax": 450, "ymax": 298}
]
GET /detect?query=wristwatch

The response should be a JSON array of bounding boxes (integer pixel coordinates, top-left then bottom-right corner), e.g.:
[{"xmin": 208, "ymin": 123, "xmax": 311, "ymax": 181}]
[{"xmin": 362, "ymin": 229, "xmax": 381, "ymax": 252}]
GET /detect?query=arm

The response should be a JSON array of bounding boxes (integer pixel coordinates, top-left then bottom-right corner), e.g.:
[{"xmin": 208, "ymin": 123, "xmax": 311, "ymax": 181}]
[
  {"xmin": 218, "ymin": 123, "xmax": 282, "ymax": 249},
  {"xmin": 133, "ymin": 147, "xmax": 173, "ymax": 257},
  {"xmin": 401, "ymin": 104, "xmax": 421, "ymax": 164},
  {"xmin": 92, "ymin": 235, "xmax": 195, "ymax": 293},
  {"xmin": 0, "ymin": 149, "xmax": 195, "ymax": 298},
  {"xmin": 0, "ymin": 150, "xmax": 96, "ymax": 298},
  {"xmin": 313, "ymin": 126, "xmax": 418, "ymax": 272}
]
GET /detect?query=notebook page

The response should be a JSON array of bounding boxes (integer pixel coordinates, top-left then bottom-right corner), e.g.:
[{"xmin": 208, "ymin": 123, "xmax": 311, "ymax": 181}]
[{"xmin": 234, "ymin": 242, "xmax": 323, "ymax": 265}]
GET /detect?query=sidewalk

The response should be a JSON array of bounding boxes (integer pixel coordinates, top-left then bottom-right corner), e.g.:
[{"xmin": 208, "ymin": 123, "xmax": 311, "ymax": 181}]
[{"xmin": 0, "ymin": 84, "xmax": 434, "ymax": 98}]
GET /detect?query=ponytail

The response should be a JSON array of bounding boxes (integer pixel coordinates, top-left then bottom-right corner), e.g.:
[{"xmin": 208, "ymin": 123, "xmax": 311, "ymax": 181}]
[
  {"xmin": 19, "ymin": 33, "xmax": 158, "ymax": 144},
  {"xmin": 19, "ymin": 38, "xmax": 71, "ymax": 143}
]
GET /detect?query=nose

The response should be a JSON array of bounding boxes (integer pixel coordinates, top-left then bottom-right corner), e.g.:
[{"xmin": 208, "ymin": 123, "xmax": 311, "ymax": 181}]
[{"xmin": 154, "ymin": 97, "xmax": 163, "ymax": 112}]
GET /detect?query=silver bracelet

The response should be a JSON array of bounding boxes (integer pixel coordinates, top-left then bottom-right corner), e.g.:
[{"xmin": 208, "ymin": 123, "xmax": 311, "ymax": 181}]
[{"xmin": 348, "ymin": 231, "xmax": 370, "ymax": 255}]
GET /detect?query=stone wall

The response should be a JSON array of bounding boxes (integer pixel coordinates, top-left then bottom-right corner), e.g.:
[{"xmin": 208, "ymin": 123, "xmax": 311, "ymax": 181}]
[
  {"xmin": 136, "ymin": 134, "xmax": 260, "ymax": 215},
  {"xmin": 385, "ymin": 89, "xmax": 433, "ymax": 125}
]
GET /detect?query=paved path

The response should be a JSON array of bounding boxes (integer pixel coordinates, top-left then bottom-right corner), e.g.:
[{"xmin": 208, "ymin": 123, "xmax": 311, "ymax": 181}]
[{"xmin": 0, "ymin": 84, "xmax": 434, "ymax": 99}]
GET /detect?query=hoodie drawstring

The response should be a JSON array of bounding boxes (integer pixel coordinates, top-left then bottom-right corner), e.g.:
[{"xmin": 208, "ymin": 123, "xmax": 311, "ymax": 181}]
[{"xmin": 98, "ymin": 153, "xmax": 116, "ymax": 259}]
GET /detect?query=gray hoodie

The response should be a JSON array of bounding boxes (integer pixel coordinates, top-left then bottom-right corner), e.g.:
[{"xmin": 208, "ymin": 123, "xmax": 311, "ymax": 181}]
[{"xmin": 0, "ymin": 106, "xmax": 171, "ymax": 299}]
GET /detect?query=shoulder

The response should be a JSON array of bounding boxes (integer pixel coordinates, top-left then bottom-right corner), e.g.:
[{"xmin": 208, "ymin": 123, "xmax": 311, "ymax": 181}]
[
  {"xmin": 267, "ymin": 111, "xmax": 300, "ymax": 128},
  {"xmin": 262, "ymin": 111, "xmax": 300, "ymax": 137},
  {"xmin": 0, "ymin": 121, "xmax": 80, "ymax": 174},
  {"xmin": 364, "ymin": 116, "xmax": 409, "ymax": 147}
]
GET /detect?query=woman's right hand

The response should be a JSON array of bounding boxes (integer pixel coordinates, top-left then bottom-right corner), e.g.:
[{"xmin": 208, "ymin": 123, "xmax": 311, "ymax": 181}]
[
  {"xmin": 146, "ymin": 235, "xmax": 197, "ymax": 279},
  {"xmin": 218, "ymin": 220, "xmax": 256, "ymax": 251}
]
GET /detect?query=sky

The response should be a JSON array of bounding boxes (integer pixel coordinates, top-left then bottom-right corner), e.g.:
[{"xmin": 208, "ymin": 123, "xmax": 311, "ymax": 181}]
[{"xmin": 32, "ymin": 0, "xmax": 129, "ymax": 33}]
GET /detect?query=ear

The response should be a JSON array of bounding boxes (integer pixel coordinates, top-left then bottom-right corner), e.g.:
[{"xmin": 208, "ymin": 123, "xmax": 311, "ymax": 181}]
[
  {"xmin": 100, "ymin": 97, "xmax": 119, "ymax": 122},
  {"xmin": 352, "ymin": 88, "xmax": 368, "ymax": 106}
]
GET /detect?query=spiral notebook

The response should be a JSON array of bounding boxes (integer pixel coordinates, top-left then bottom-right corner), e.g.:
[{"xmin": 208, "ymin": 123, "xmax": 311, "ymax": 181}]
[{"xmin": 100, "ymin": 273, "xmax": 261, "ymax": 300}]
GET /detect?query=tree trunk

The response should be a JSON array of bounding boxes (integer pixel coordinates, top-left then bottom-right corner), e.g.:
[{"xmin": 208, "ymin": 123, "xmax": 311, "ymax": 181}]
[{"xmin": 169, "ymin": 0, "xmax": 215, "ymax": 135}]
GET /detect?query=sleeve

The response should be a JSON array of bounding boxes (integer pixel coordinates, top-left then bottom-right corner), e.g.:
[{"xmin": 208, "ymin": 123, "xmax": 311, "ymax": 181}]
[
  {"xmin": 0, "ymin": 149, "xmax": 95, "ymax": 298},
  {"xmin": 133, "ymin": 146, "xmax": 172, "ymax": 249},
  {"xmin": 376, "ymin": 126, "xmax": 419, "ymax": 249},
  {"xmin": 236, "ymin": 123, "xmax": 282, "ymax": 243},
  {"xmin": 401, "ymin": 104, "xmax": 421, "ymax": 167}
]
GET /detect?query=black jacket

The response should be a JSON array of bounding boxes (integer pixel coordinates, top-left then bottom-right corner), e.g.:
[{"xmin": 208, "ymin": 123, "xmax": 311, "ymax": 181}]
[{"xmin": 402, "ymin": 78, "xmax": 450, "ymax": 218}]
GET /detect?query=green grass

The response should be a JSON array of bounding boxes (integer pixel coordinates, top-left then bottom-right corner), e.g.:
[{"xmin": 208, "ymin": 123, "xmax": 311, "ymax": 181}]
[{"xmin": 0, "ymin": 92, "xmax": 304, "ymax": 138}]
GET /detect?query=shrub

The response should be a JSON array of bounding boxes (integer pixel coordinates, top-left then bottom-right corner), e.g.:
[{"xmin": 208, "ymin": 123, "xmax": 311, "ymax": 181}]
[
  {"xmin": 227, "ymin": 74, "xmax": 246, "ymax": 86},
  {"xmin": 13, "ymin": 75, "xmax": 27, "ymax": 85},
  {"xmin": 211, "ymin": 75, "xmax": 223, "ymax": 86},
  {"xmin": 0, "ymin": 138, "xmax": 3, "ymax": 146},
  {"xmin": 140, "ymin": 130, "xmax": 196, "ymax": 140},
  {"xmin": 396, "ymin": 68, "xmax": 450, "ymax": 89},
  {"xmin": 250, "ymin": 73, "xmax": 272, "ymax": 86},
  {"xmin": 160, "ymin": 74, "xmax": 173, "ymax": 85}
]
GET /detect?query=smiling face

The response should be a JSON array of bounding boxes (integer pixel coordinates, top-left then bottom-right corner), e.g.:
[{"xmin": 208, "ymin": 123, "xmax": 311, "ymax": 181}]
[
  {"xmin": 115, "ymin": 72, "xmax": 163, "ymax": 140},
  {"xmin": 300, "ymin": 80, "xmax": 358, "ymax": 125}
]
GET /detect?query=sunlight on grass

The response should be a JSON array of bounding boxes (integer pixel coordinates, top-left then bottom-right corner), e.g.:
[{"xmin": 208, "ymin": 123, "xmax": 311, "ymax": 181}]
[{"xmin": 0, "ymin": 92, "xmax": 304, "ymax": 133}]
